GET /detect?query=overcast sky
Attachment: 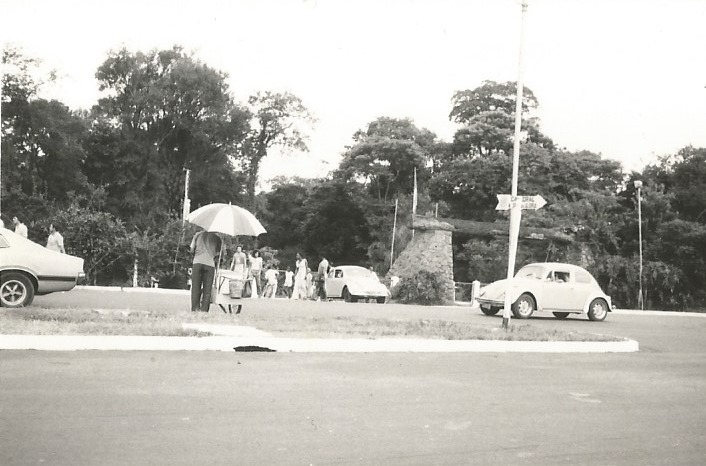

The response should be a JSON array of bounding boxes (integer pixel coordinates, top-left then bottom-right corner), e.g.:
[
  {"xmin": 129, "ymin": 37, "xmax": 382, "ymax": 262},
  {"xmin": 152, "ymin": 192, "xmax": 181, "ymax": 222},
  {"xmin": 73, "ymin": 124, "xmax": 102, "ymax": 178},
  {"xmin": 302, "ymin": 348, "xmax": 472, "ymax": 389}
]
[{"xmin": 3, "ymin": 0, "xmax": 706, "ymax": 185}]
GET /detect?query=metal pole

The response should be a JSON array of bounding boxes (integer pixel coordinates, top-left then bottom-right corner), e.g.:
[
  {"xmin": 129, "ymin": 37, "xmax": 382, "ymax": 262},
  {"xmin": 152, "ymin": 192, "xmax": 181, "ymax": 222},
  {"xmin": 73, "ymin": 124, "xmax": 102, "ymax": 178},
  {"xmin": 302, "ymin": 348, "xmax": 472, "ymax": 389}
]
[
  {"xmin": 390, "ymin": 198, "xmax": 398, "ymax": 270},
  {"xmin": 636, "ymin": 183, "xmax": 644, "ymax": 310},
  {"xmin": 502, "ymin": 0, "xmax": 528, "ymax": 330},
  {"xmin": 182, "ymin": 168, "xmax": 191, "ymax": 222}
]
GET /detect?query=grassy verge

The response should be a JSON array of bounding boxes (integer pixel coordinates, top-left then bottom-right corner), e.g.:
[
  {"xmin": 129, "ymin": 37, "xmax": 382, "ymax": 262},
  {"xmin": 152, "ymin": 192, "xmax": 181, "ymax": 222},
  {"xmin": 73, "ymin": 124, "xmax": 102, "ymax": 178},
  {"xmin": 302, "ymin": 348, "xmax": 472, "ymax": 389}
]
[{"xmin": 0, "ymin": 307, "xmax": 624, "ymax": 342}]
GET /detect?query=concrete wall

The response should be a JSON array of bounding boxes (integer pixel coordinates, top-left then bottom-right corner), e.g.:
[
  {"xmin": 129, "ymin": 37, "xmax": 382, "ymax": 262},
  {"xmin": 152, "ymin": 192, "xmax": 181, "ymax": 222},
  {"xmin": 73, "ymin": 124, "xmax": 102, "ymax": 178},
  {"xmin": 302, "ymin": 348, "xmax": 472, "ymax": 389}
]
[{"xmin": 388, "ymin": 215, "xmax": 455, "ymax": 302}]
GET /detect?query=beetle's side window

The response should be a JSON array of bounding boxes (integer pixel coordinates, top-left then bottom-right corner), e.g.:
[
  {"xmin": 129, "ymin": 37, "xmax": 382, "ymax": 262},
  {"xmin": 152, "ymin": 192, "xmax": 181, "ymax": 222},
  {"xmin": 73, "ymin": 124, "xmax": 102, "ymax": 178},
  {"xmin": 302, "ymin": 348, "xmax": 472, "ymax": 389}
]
[
  {"xmin": 0, "ymin": 234, "xmax": 9, "ymax": 248},
  {"xmin": 335, "ymin": 270, "xmax": 343, "ymax": 278},
  {"xmin": 552, "ymin": 271, "xmax": 570, "ymax": 283}
]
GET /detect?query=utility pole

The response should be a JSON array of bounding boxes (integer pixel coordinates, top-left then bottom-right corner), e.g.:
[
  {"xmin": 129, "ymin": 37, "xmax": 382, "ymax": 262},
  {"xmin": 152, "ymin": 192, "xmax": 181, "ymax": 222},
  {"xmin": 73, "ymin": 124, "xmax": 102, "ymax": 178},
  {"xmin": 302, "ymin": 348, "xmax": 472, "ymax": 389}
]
[
  {"xmin": 182, "ymin": 168, "xmax": 191, "ymax": 222},
  {"xmin": 390, "ymin": 198, "xmax": 399, "ymax": 270},
  {"xmin": 501, "ymin": 0, "xmax": 529, "ymax": 329},
  {"xmin": 635, "ymin": 180, "xmax": 644, "ymax": 310}
]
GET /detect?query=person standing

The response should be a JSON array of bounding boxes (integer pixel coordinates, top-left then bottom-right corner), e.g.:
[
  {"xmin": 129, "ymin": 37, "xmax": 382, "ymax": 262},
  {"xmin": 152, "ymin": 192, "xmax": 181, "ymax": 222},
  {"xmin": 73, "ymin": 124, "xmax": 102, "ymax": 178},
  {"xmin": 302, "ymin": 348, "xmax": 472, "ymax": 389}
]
[
  {"xmin": 316, "ymin": 255, "xmax": 330, "ymax": 301},
  {"xmin": 293, "ymin": 252, "xmax": 308, "ymax": 300},
  {"xmin": 46, "ymin": 223, "xmax": 65, "ymax": 253},
  {"xmin": 230, "ymin": 245, "xmax": 247, "ymax": 279},
  {"xmin": 263, "ymin": 265, "xmax": 279, "ymax": 298},
  {"xmin": 12, "ymin": 216, "xmax": 28, "ymax": 238},
  {"xmin": 249, "ymin": 249, "xmax": 263, "ymax": 298},
  {"xmin": 283, "ymin": 267, "xmax": 294, "ymax": 299},
  {"xmin": 190, "ymin": 229, "xmax": 221, "ymax": 312}
]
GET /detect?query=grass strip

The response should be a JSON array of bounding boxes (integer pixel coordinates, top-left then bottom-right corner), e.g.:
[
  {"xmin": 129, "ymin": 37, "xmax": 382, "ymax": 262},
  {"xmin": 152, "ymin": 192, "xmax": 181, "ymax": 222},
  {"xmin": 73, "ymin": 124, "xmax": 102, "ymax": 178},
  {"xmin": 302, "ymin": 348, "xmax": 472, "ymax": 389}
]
[{"xmin": 0, "ymin": 307, "xmax": 624, "ymax": 342}]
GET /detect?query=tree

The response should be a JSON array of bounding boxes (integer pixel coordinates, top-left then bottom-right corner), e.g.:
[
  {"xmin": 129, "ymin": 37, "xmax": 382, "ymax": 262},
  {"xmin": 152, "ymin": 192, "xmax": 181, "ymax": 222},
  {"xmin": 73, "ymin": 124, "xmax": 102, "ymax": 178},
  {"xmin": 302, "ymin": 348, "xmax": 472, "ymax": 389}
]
[
  {"xmin": 2, "ymin": 47, "xmax": 89, "ymax": 218},
  {"xmin": 447, "ymin": 81, "xmax": 553, "ymax": 159},
  {"xmin": 239, "ymin": 91, "xmax": 314, "ymax": 210},
  {"xmin": 338, "ymin": 117, "xmax": 436, "ymax": 203},
  {"xmin": 449, "ymin": 80, "xmax": 539, "ymax": 123},
  {"xmin": 88, "ymin": 46, "xmax": 250, "ymax": 228},
  {"xmin": 299, "ymin": 180, "xmax": 371, "ymax": 264}
]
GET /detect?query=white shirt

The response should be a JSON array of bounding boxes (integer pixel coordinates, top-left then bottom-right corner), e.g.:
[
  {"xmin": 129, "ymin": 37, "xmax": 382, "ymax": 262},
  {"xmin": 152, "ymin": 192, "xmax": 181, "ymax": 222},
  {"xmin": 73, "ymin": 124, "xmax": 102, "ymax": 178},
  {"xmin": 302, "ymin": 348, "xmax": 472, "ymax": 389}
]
[
  {"xmin": 47, "ymin": 231, "xmax": 65, "ymax": 253},
  {"xmin": 265, "ymin": 269, "xmax": 279, "ymax": 285},
  {"xmin": 15, "ymin": 222, "xmax": 28, "ymax": 238},
  {"xmin": 284, "ymin": 271, "xmax": 294, "ymax": 287}
]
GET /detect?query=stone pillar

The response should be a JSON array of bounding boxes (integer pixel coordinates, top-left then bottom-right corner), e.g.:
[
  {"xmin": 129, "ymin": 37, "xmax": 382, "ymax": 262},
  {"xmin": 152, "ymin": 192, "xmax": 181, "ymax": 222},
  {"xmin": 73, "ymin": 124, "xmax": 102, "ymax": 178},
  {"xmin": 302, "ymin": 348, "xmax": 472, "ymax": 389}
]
[{"xmin": 388, "ymin": 215, "xmax": 455, "ymax": 302}]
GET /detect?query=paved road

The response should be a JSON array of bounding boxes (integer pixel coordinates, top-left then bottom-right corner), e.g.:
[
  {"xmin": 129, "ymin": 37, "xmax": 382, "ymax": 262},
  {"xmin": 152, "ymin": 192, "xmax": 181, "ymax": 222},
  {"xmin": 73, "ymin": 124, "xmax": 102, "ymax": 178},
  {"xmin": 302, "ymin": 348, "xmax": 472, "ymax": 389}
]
[{"xmin": 1, "ymin": 289, "xmax": 705, "ymax": 465}]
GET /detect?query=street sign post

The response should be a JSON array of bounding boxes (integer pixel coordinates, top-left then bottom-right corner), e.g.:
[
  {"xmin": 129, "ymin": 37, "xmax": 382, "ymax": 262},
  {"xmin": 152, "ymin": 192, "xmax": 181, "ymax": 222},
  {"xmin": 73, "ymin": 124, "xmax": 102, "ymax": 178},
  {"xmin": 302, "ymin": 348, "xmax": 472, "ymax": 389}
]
[
  {"xmin": 496, "ymin": 194, "xmax": 546, "ymax": 328},
  {"xmin": 496, "ymin": 194, "xmax": 546, "ymax": 211}
]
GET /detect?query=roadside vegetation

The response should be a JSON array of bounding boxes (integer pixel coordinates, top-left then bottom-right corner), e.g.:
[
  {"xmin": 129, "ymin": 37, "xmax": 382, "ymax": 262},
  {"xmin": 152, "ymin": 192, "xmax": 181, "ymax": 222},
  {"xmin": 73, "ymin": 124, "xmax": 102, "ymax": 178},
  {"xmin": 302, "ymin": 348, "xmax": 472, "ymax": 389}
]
[
  {"xmin": 3, "ymin": 46, "xmax": 704, "ymax": 310},
  {"xmin": 0, "ymin": 307, "xmax": 623, "ymax": 342}
]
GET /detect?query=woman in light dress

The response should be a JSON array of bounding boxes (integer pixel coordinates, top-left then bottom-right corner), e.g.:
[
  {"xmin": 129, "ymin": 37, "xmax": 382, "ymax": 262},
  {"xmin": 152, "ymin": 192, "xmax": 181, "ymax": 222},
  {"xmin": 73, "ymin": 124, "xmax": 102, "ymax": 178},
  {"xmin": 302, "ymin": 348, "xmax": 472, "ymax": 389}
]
[{"xmin": 293, "ymin": 252, "xmax": 308, "ymax": 300}]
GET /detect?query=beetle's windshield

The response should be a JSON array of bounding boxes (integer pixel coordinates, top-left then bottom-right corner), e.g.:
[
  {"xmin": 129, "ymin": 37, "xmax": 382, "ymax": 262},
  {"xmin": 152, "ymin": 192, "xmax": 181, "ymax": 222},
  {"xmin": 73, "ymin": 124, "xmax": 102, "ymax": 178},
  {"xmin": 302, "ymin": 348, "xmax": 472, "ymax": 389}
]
[{"xmin": 515, "ymin": 265, "xmax": 544, "ymax": 279}]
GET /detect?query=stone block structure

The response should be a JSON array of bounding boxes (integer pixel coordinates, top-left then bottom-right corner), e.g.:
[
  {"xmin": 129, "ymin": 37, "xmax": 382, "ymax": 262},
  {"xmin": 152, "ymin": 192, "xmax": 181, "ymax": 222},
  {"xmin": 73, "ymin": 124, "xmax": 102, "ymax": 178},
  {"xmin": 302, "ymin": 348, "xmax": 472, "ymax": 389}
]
[{"xmin": 388, "ymin": 215, "xmax": 455, "ymax": 302}]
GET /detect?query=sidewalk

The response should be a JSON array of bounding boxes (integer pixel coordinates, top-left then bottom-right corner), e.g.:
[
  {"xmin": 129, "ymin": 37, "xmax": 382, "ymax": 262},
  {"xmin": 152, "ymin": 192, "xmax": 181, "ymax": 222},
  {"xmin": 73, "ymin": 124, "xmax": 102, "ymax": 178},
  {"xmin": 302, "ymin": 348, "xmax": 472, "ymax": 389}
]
[{"xmin": 0, "ymin": 323, "xmax": 639, "ymax": 353}]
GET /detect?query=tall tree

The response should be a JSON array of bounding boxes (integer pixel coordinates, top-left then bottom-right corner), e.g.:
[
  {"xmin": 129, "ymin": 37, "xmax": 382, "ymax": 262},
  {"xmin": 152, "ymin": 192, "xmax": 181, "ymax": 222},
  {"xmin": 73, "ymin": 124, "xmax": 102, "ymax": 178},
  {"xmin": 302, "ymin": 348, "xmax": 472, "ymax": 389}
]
[
  {"xmin": 338, "ymin": 117, "xmax": 436, "ymax": 203},
  {"xmin": 88, "ymin": 46, "xmax": 250, "ymax": 227},
  {"xmin": 239, "ymin": 91, "xmax": 314, "ymax": 211},
  {"xmin": 2, "ymin": 47, "xmax": 88, "ymax": 220}
]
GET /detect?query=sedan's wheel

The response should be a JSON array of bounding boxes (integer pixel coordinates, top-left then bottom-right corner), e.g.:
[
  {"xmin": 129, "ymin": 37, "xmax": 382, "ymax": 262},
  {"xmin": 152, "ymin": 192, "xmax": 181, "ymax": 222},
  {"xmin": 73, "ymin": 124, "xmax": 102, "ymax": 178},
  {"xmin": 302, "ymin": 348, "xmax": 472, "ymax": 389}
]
[
  {"xmin": 512, "ymin": 293, "xmax": 535, "ymax": 319},
  {"xmin": 342, "ymin": 287, "xmax": 357, "ymax": 303},
  {"xmin": 553, "ymin": 312, "xmax": 570, "ymax": 320},
  {"xmin": 0, "ymin": 272, "xmax": 35, "ymax": 308},
  {"xmin": 588, "ymin": 298, "xmax": 609, "ymax": 322},
  {"xmin": 376, "ymin": 297, "xmax": 386, "ymax": 304},
  {"xmin": 481, "ymin": 307, "xmax": 500, "ymax": 316}
]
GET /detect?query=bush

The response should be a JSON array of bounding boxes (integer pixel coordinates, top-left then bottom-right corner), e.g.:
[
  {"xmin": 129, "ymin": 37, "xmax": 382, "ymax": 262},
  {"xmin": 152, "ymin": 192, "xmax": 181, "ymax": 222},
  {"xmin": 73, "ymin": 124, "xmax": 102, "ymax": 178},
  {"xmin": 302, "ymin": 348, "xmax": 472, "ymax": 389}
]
[{"xmin": 392, "ymin": 271, "xmax": 447, "ymax": 305}]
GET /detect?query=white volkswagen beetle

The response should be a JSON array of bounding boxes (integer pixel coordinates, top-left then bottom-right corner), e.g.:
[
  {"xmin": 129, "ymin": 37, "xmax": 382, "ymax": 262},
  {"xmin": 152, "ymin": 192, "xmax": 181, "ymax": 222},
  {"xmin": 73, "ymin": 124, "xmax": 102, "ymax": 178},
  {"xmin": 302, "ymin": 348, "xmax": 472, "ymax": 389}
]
[
  {"xmin": 326, "ymin": 265, "xmax": 390, "ymax": 303},
  {"xmin": 477, "ymin": 262, "xmax": 612, "ymax": 321},
  {"xmin": 0, "ymin": 227, "xmax": 85, "ymax": 308}
]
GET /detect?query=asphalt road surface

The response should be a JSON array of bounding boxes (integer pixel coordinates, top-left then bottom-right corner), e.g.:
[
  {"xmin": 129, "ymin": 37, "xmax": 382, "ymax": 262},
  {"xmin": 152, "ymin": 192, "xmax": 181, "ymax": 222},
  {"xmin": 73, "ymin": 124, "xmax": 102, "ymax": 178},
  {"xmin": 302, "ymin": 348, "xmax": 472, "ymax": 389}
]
[{"xmin": 1, "ymin": 289, "xmax": 705, "ymax": 465}]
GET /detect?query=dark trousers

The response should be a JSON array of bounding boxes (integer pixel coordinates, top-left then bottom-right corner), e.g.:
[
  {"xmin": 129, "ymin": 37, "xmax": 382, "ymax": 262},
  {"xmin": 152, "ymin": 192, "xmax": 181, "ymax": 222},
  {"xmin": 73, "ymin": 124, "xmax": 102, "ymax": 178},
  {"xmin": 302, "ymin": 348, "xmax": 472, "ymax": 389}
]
[
  {"xmin": 191, "ymin": 263, "xmax": 215, "ymax": 312},
  {"xmin": 316, "ymin": 279, "xmax": 327, "ymax": 301}
]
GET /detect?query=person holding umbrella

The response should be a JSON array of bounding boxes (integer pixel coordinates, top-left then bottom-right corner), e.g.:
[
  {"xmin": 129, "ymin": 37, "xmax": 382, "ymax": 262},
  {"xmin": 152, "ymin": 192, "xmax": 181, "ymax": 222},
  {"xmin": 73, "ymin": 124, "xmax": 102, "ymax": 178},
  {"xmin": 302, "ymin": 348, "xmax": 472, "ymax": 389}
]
[{"xmin": 190, "ymin": 229, "xmax": 221, "ymax": 312}]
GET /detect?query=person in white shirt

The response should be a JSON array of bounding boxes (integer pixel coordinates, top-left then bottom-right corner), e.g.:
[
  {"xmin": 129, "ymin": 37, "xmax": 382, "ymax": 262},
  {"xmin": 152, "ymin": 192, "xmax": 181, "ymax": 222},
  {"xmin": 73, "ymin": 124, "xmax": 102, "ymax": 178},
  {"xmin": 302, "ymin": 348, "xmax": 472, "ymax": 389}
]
[
  {"xmin": 293, "ymin": 252, "xmax": 308, "ymax": 300},
  {"xmin": 263, "ymin": 265, "xmax": 279, "ymax": 298},
  {"xmin": 249, "ymin": 250, "xmax": 263, "ymax": 298},
  {"xmin": 12, "ymin": 216, "xmax": 28, "ymax": 238},
  {"xmin": 46, "ymin": 224, "xmax": 65, "ymax": 253},
  {"xmin": 283, "ymin": 267, "xmax": 294, "ymax": 299}
]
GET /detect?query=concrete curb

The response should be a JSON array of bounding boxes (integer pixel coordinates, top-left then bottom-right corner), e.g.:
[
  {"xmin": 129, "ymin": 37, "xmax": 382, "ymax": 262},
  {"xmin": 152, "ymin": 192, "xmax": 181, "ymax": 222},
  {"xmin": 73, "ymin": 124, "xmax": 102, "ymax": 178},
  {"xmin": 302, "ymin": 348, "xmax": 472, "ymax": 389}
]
[{"xmin": 0, "ymin": 334, "xmax": 639, "ymax": 353}]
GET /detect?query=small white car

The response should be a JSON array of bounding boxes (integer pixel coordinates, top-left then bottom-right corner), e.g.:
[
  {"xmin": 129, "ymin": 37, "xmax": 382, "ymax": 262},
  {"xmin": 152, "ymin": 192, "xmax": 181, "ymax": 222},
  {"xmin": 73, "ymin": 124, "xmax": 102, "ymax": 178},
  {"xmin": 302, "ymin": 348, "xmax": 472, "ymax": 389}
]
[
  {"xmin": 0, "ymin": 227, "xmax": 85, "ymax": 308},
  {"xmin": 326, "ymin": 265, "xmax": 390, "ymax": 303},
  {"xmin": 477, "ymin": 262, "xmax": 612, "ymax": 321}
]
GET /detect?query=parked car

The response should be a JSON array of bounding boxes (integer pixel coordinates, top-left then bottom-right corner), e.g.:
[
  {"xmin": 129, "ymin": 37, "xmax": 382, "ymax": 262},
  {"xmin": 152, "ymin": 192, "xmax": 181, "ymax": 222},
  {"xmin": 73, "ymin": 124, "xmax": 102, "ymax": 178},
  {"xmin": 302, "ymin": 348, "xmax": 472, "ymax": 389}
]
[
  {"xmin": 0, "ymin": 227, "xmax": 85, "ymax": 308},
  {"xmin": 477, "ymin": 262, "xmax": 612, "ymax": 321},
  {"xmin": 326, "ymin": 265, "xmax": 390, "ymax": 303}
]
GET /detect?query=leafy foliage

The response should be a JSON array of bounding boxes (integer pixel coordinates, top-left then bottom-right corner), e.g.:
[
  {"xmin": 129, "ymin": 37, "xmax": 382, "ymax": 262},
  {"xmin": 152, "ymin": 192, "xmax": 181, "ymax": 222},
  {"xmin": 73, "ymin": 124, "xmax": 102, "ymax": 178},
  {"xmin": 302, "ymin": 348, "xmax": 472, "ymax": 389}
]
[{"xmin": 392, "ymin": 271, "xmax": 448, "ymax": 305}]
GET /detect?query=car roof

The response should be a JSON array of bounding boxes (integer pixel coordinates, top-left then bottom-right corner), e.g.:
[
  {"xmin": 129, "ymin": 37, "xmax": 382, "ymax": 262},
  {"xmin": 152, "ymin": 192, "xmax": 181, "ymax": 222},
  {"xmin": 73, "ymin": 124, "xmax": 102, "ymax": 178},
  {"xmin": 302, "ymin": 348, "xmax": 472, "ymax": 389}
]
[
  {"xmin": 523, "ymin": 262, "xmax": 590, "ymax": 273},
  {"xmin": 333, "ymin": 265, "xmax": 368, "ymax": 271}
]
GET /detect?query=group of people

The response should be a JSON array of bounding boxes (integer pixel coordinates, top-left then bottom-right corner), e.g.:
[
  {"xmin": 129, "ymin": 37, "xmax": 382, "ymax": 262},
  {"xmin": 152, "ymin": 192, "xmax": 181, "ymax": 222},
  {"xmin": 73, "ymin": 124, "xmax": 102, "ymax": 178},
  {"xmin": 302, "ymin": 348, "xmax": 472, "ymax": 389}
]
[
  {"xmin": 189, "ymin": 228, "xmax": 334, "ymax": 312},
  {"xmin": 0, "ymin": 215, "xmax": 65, "ymax": 254},
  {"xmin": 229, "ymin": 249, "xmax": 327, "ymax": 301}
]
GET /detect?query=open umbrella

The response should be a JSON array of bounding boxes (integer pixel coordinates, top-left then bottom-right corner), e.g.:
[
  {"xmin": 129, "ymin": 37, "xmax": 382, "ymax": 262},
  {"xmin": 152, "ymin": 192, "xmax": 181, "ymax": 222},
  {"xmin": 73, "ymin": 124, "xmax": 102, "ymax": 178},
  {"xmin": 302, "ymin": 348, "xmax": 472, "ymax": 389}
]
[
  {"xmin": 186, "ymin": 203, "xmax": 267, "ymax": 302},
  {"xmin": 186, "ymin": 203, "xmax": 266, "ymax": 237}
]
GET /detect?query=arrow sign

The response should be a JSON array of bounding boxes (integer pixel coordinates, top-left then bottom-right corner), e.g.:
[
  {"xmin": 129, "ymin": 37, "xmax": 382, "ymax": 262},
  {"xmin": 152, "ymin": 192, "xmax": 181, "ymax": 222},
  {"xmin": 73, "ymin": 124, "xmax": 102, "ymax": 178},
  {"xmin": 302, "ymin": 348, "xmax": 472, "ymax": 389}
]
[{"xmin": 496, "ymin": 194, "xmax": 547, "ymax": 211}]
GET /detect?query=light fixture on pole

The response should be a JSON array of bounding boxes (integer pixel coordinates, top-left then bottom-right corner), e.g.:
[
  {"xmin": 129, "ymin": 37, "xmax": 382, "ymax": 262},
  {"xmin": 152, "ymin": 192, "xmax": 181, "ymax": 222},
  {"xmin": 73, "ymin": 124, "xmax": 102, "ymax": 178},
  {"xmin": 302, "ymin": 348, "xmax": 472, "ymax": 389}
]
[{"xmin": 634, "ymin": 180, "xmax": 644, "ymax": 310}]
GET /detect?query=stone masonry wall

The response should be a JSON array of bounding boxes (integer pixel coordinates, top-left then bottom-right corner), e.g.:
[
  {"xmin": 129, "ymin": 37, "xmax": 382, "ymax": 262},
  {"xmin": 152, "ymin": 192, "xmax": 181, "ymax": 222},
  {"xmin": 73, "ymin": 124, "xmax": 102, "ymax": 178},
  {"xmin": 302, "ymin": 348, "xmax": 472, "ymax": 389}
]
[{"xmin": 388, "ymin": 215, "xmax": 455, "ymax": 302}]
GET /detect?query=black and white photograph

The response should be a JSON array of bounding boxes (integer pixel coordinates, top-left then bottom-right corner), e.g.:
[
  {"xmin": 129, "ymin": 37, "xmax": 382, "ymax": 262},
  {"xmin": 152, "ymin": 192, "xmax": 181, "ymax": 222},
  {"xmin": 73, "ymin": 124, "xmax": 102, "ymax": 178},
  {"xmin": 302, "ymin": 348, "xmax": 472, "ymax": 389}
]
[{"xmin": 2, "ymin": 0, "xmax": 706, "ymax": 464}]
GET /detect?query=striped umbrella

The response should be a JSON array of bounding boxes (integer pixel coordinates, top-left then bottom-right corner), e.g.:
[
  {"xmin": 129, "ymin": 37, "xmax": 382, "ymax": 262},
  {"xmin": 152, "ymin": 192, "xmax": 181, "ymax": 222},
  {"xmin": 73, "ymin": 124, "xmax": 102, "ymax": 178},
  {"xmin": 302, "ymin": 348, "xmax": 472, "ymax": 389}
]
[{"xmin": 186, "ymin": 203, "xmax": 266, "ymax": 237}]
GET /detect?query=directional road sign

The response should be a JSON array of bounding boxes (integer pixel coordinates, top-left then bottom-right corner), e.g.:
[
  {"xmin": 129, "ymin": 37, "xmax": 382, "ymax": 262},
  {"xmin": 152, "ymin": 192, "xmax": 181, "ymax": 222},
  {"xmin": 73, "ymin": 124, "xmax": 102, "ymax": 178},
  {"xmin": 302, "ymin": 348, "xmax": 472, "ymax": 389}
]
[{"xmin": 495, "ymin": 194, "xmax": 546, "ymax": 211}]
